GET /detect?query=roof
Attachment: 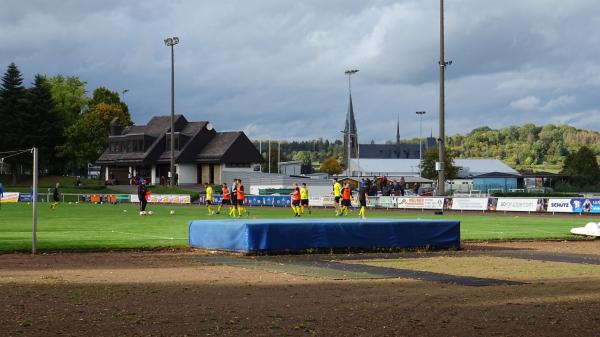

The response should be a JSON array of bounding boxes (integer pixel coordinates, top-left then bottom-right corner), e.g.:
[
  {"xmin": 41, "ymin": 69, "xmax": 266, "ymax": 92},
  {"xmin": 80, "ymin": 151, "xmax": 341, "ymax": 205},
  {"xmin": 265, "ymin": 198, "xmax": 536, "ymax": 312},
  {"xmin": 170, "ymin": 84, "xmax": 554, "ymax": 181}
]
[
  {"xmin": 351, "ymin": 158, "xmax": 520, "ymax": 177},
  {"xmin": 520, "ymin": 171, "xmax": 565, "ymax": 178},
  {"xmin": 196, "ymin": 132, "xmax": 241, "ymax": 160},
  {"xmin": 97, "ymin": 115, "xmax": 261, "ymax": 165},
  {"xmin": 472, "ymin": 172, "xmax": 521, "ymax": 178}
]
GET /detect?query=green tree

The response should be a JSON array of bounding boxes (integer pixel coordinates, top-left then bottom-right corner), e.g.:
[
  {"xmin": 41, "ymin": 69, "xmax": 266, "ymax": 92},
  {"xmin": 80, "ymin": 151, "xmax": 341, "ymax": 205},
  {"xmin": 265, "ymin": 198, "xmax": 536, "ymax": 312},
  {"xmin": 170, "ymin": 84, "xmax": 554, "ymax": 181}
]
[
  {"xmin": 89, "ymin": 86, "xmax": 128, "ymax": 114},
  {"xmin": 58, "ymin": 102, "xmax": 132, "ymax": 170},
  {"xmin": 561, "ymin": 146, "xmax": 600, "ymax": 183},
  {"xmin": 47, "ymin": 75, "xmax": 88, "ymax": 127},
  {"xmin": 0, "ymin": 63, "xmax": 28, "ymax": 183},
  {"xmin": 319, "ymin": 157, "xmax": 343, "ymax": 175},
  {"xmin": 25, "ymin": 74, "xmax": 64, "ymax": 173},
  {"xmin": 420, "ymin": 148, "xmax": 458, "ymax": 181},
  {"xmin": 292, "ymin": 151, "xmax": 312, "ymax": 166}
]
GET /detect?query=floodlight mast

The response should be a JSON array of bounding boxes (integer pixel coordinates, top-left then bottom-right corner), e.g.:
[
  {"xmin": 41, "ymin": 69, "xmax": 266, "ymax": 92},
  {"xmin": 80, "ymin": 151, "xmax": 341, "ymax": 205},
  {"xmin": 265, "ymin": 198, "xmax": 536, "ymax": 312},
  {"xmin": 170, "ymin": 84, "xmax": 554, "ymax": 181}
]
[
  {"xmin": 438, "ymin": 0, "xmax": 451, "ymax": 196},
  {"xmin": 164, "ymin": 37, "xmax": 179, "ymax": 186}
]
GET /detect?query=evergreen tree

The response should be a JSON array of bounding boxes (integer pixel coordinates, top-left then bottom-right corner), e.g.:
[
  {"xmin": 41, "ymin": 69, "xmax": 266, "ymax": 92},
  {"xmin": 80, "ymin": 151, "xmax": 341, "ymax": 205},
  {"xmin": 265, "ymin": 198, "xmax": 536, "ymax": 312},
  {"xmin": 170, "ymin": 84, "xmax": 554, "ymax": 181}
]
[
  {"xmin": 0, "ymin": 63, "xmax": 28, "ymax": 182},
  {"xmin": 26, "ymin": 74, "xmax": 64, "ymax": 173}
]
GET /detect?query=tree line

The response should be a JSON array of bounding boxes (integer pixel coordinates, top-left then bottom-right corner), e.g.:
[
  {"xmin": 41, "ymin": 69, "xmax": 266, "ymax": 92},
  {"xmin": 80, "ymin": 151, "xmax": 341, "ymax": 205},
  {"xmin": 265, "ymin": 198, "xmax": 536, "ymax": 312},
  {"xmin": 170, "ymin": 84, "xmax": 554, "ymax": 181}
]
[{"xmin": 0, "ymin": 63, "xmax": 131, "ymax": 181}]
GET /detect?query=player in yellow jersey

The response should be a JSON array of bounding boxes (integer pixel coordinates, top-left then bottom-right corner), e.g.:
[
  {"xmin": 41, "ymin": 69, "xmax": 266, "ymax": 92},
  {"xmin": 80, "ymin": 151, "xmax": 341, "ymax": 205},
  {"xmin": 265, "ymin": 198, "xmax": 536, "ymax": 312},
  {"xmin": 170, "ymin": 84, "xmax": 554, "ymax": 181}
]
[
  {"xmin": 300, "ymin": 183, "xmax": 310, "ymax": 214},
  {"xmin": 204, "ymin": 183, "xmax": 214, "ymax": 215},
  {"xmin": 332, "ymin": 178, "xmax": 342, "ymax": 216}
]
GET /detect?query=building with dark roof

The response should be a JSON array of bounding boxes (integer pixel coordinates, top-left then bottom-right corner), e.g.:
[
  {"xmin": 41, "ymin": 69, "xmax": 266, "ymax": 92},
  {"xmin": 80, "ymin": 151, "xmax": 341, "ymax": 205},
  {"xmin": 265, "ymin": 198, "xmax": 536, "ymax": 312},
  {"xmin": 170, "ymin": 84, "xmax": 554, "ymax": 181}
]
[{"xmin": 96, "ymin": 115, "xmax": 262, "ymax": 185}]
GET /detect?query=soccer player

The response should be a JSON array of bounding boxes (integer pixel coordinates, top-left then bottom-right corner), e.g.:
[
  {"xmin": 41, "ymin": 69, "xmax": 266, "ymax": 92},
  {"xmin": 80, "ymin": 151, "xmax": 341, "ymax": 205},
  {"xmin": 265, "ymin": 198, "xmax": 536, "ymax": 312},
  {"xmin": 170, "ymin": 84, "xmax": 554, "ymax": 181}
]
[
  {"xmin": 290, "ymin": 183, "xmax": 301, "ymax": 216},
  {"xmin": 333, "ymin": 178, "xmax": 342, "ymax": 216},
  {"xmin": 217, "ymin": 183, "xmax": 231, "ymax": 215},
  {"xmin": 341, "ymin": 182, "xmax": 352, "ymax": 216},
  {"xmin": 50, "ymin": 183, "xmax": 61, "ymax": 210},
  {"xmin": 137, "ymin": 181, "xmax": 148, "ymax": 215},
  {"xmin": 229, "ymin": 179, "xmax": 238, "ymax": 217},
  {"xmin": 0, "ymin": 182, "xmax": 3, "ymax": 209},
  {"xmin": 358, "ymin": 179, "xmax": 369, "ymax": 219},
  {"xmin": 204, "ymin": 183, "xmax": 214, "ymax": 215},
  {"xmin": 236, "ymin": 179, "xmax": 248, "ymax": 216},
  {"xmin": 300, "ymin": 182, "xmax": 310, "ymax": 214}
]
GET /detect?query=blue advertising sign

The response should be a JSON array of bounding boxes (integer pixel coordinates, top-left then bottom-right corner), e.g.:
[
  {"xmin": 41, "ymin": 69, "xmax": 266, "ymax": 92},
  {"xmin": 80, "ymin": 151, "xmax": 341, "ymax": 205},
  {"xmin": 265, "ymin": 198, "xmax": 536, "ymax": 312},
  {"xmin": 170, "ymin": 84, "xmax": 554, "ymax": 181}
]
[{"xmin": 570, "ymin": 198, "xmax": 600, "ymax": 213}]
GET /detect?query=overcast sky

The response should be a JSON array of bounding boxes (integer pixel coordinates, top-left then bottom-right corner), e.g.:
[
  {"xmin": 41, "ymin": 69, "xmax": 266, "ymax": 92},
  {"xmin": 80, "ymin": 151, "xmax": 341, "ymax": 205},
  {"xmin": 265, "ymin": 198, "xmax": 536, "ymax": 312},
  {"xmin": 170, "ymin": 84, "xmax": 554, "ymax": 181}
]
[{"xmin": 2, "ymin": 0, "xmax": 600, "ymax": 142}]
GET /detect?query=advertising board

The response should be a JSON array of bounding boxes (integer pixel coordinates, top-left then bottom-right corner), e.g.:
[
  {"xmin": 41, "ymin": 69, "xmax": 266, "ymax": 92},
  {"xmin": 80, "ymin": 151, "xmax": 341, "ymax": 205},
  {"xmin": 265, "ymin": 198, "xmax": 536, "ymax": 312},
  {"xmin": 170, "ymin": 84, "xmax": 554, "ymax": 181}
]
[
  {"xmin": 451, "ymin": 198, "xmax": 489, "ymax": 211},
  {"xmin": 397, "ymin": 197, "xmax": 444, "ymax": 210},
  {"xmin": 547, "ymin": 198, "xmax": 600, "ymax": 213},
  {"xmin": 1, "ymin": 192, "xmax": 20, "ymax": 203},
  {"xmin": 495, "ymin": 198, "xmax": 540, "ymax": 212}
]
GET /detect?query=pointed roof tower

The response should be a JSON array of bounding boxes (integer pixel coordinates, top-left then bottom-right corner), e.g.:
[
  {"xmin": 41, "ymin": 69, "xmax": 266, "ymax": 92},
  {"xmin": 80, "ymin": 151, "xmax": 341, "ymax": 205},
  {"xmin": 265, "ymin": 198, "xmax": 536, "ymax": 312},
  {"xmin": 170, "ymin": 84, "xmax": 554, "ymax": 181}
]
[
  {"xmin": 343, "ymin": 94, "xmax": 358, "ymax": 162},
  {"xmin": 396, "ymin": 113, "xmax": 400, "ymax": 145}
]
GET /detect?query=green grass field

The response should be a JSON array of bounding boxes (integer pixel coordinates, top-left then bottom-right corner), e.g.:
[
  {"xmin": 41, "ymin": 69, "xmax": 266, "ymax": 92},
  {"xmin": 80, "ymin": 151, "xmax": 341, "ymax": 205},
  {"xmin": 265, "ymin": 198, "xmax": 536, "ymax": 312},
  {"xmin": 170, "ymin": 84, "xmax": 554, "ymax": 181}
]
[{"xmin": 0, "ymin": 202, "xmax": 595, "ymax": 252}]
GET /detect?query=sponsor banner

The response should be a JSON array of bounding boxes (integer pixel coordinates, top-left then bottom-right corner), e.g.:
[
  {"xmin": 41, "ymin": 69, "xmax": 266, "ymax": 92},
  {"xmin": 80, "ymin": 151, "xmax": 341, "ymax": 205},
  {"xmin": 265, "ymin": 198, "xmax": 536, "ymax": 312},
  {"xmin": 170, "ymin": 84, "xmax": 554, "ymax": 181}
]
[
  {"xmin": 1, "ymin": 192, "xmax": 20, "ymax": 203},
  {"xmin": 547, "ymin": 198, "xmax": 573, "ymax": 213},
  {"xmin": 451, "ymin": 198, "xmax": 489, "ymax": 211},
  {"xmin": 397, "ymin": 197, "xmax": 444, "ymax": 210},
  {"xmin": 322, "ymin": 196, "xmax": 336, "ymax": 207},
  {"xmin": 496, "ymin": 198, "xmax": 539, "ymax": 212},
  {"xmin": 18, "ymin": 193, "xmax": 33, "ymax": 202},
  {"xmin": 378, "ymin": 196, "xmax": 397, "ymax": 208},
  {"xmin": 148, "ymin": 194, "xmax": 191, "ymax": 204},
  {"xmin": 571, "ymin": 198, "xmax": 600, "ymax": 213},
  {"xmin": 309, "ymin": 197, "xmax": 324, "ymax": 207},
  {"xmin": 132, "ymin": 194, "xmax": 191, "ymax": 204}
]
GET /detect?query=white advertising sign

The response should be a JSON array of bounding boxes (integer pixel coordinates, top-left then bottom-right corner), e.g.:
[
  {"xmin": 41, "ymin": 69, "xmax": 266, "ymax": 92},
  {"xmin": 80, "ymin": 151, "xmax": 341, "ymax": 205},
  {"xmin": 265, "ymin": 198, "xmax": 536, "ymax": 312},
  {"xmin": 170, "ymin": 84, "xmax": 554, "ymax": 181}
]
[
  {"xmin": 378, "ymin": 196, "xmax": 397, "ymax": 208},
  {"xmin": 0, "ymin": 192, "xmax": 20, "ymax": 203},
  {"xmin": 130, "ymin": 194, "xmax": 191, "ymax": 204},
  {"xmin": 397, "ymin": 197, "xmax": 444, "ymax": 210},
  {"xmin": 309, "ymin": 197, "xmax": 324, "ymax": 207},
  {"xmin": 547, "ymin": 198, "xmax": 575, "ymax": 213},
  {"xmin": 496, "ymin": 198, "xmax": 539, "ymax": 212},
  {"xmin": 451, "ymin": 198, "xmax": 489, "ymax": 211}
]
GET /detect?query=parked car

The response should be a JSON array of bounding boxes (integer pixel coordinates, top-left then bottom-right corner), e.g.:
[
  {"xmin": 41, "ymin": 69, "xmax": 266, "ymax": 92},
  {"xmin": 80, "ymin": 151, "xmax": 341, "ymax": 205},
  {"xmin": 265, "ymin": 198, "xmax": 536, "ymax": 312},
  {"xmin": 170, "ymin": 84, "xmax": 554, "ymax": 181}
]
[{"xmin": 418, "ymin": 187, "xmax": 434, "ymax": 196}]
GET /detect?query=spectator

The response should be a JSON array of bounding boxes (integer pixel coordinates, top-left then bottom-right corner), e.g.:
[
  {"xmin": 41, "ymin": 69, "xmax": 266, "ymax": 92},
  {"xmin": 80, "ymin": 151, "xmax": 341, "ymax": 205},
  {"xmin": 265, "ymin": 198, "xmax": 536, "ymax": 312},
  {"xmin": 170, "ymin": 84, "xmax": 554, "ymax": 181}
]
[{"xmin": 399, "ymin": 176, "xmax": 406, "ymax": 196}]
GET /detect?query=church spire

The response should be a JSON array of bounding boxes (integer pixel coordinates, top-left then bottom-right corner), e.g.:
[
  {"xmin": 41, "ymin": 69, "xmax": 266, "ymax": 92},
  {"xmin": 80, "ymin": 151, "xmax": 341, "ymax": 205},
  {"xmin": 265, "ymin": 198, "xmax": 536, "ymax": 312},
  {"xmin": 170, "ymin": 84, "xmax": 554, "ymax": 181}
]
[
  {"xmin": 396, "ymin": 112, "xmax": 400, "ymax": 144},
  {"xmin": 344, "ymin": 94, "xmax": 358, "ymax": 163}
]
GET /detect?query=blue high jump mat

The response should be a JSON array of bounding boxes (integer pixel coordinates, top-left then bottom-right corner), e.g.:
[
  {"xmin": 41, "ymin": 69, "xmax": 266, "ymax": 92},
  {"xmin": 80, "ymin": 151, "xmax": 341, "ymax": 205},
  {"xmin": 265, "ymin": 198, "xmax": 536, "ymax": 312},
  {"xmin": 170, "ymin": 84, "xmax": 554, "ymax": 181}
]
[{"xmin": 189, "ymin": 218, "xmax": 460, "ymax": 253}]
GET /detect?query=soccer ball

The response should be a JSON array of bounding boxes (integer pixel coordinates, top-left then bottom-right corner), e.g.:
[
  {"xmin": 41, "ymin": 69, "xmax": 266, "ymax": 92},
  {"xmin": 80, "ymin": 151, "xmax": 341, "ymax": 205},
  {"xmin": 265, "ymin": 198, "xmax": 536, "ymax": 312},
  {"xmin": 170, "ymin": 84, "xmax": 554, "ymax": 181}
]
[
  {"xmin": 139, "ymin": 211, "xmax": 146, "ymax": 216},
  {"xmin": 123, "ymin": 209, "xmax": 128, "ymax": 213},
  {"xmin": 148, "ymin": 211, "xmax": 154, "ymax": 215},
  {"xmin": 169, "ymin": 210, "xmax": 175, "ymax": 215}
]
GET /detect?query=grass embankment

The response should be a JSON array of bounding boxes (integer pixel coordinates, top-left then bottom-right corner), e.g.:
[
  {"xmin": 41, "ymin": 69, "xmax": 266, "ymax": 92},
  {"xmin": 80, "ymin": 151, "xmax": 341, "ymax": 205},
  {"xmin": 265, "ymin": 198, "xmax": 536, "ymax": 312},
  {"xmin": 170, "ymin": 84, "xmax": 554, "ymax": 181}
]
[{"xmin": 0, "ymin": 203, "xmax": 591, "ymax": 252}]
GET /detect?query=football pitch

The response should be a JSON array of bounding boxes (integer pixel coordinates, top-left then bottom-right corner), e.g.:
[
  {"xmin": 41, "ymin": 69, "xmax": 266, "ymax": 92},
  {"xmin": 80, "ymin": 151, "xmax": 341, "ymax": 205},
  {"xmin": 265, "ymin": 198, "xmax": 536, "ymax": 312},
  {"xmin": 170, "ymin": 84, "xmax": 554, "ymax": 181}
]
[{"xmin": 0, "ymin": 202, "xmax": 592, "ymax": 252}]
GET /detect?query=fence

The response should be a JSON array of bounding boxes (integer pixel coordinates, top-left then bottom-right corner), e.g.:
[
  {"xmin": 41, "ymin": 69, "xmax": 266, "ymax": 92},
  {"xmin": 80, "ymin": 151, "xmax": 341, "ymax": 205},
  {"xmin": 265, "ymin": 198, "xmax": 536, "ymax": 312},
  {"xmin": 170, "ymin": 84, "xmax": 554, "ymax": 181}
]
[{"xmin": 4, "ymin": 191, "xmax": 600, "ymax": 215}]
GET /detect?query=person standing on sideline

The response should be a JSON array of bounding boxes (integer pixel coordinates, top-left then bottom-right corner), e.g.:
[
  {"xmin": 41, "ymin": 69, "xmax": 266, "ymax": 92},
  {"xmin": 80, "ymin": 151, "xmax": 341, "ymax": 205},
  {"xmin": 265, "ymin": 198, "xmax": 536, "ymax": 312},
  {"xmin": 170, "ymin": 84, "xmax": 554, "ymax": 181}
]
[
  {"xmin": 137, "ymin": 180, "xmax": 148, "ymax": 215},
  {"xmin": 229, "ymin": 179, "xmax": 238, "ymax": 217},
  {"xmin": 333, "ymin": 178, "xmax": 342, "ymax": 216},
  {"xmin": 300, "ymin": 182, "xmax": 310, "ymax": 214},
  {"xmin": 236, "ymin": 179, "xmax": 248, "ymax": 216},
  {"xmin": 341, "ymin": 182, "xmax": 352, "ymax": 216},
  {"xmin": 358, "ymin": 179, "xmax": 369, "ymax": 219},
  {"xmin": 204, "ymin": 182, "xmax": 214, "ymax": 215},
  {"xmin": 0, "ymin": 182, "xmax": 3, "ymax": 209},
  {"xmin": 290, "ymin": 183, "xmax": 301, "ymax": 216},
  {"xmin": 50, "ymin": 183, "xmax": 61, "ymax": 209},
  {"xmin": 399, "ymin": 176, "xmax": 406, "ymax": 196},
  {"xmin": 217, "ymin": 183, "xmax": 231, "ymax": 215}
]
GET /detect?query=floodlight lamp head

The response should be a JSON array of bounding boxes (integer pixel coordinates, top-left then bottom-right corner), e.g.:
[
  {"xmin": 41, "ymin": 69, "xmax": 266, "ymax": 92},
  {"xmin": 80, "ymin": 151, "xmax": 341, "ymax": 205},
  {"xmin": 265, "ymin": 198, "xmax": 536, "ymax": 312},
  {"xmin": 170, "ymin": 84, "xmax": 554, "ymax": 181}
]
[
  {"xmin": 172, "ymin": 37, "xmax": 179, "ymax": 44},
  {"xmin": 164, "ymin": 38, "xmax": 172, "ymax": 46},
  {"xmin": 345, "ymin": 69, "xmax": 359, "ymax": 75}
]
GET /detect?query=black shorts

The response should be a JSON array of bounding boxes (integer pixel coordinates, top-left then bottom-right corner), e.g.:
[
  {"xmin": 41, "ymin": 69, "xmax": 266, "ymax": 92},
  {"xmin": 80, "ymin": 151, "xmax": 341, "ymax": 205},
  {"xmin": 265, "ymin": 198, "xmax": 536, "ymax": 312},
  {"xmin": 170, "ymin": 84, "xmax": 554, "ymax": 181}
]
[
  {"xmin": 301, "ymin": 199, "xmax": 309, "ymax": 206},
  {"xmin": 334, "ymin": 196, "xmax": 341, "ymax": 204},
  {"xmin": 341, "ymin": 199, "xmax": 351, "ymax": 207},
  {"xmin": 237, "ymin": 199, "xmax": 244, "ymax": 206},
  {"xmin": 222, "ymin": 199, "xmax": 231, "ymax": 205},
  {"xmin": 359, "ymin": 199, "xmax": 366, "ymax": 207},
  {"xmin": 292, "ymin": 200, "xmax": 300, "ymax": 206},
  {"xmin": 231, "ymin": 198, "xmax": 237, "ymax": 206},
  {"xmin": 205, "ymin": 200, "xmax": 212, "ymax": 205}
]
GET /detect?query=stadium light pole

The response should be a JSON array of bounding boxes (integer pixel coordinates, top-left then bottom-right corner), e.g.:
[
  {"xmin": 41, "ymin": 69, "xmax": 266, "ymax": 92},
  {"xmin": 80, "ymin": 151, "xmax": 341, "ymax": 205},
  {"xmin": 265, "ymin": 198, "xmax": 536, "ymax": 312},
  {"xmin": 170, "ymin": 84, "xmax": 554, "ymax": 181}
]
[
  {"xmin": 344, "ymin": 69, "xmax": 359, "ymax": 177},
  {"xmin": 164, "ymin": 36, "xmax": 179, "ymax": 186},
  {"xmin": 438, "ymin": 0, "xmax": 452, "ymax": 196},
  {"xmin": 416, "ymin": 111, "xmax": 426, "ymax": 177},
  {"xmin": 32, "ymin": 147, "xmax": 38, "ymax": 254}
]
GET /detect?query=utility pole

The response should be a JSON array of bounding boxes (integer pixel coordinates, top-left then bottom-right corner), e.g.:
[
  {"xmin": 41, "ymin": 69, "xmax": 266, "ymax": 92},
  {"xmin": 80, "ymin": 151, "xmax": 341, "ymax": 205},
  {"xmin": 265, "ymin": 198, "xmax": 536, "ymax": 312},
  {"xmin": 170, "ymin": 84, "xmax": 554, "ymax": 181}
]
[
  {"xmin": 164, "ymin": 36, "xmax": 179, "ymax": 186},
  {"xmin": 32, "ymin": 147, "xmax": 38, "ymax": 254}
]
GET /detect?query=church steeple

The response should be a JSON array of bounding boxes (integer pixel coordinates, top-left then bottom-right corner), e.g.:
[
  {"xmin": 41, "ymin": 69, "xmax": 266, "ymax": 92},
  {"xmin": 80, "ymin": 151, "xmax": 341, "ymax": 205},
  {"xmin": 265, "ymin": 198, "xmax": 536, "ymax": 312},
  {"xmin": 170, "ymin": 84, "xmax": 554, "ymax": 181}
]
[
  {"xmin": 343, "ymin": 94, "xmax": 358, "ymax": 163},
  {"xmin": 396, "ymin": 113, "xmax": 400, "ymax": 144}
]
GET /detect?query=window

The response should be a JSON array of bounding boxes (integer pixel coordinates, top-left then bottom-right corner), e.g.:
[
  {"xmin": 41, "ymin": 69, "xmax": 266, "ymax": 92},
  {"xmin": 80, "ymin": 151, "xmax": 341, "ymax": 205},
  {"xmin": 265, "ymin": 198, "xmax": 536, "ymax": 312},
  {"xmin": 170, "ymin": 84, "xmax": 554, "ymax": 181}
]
[{"xmin": 225, "ymin": 163, "xmax": 251, "ymax": 168}]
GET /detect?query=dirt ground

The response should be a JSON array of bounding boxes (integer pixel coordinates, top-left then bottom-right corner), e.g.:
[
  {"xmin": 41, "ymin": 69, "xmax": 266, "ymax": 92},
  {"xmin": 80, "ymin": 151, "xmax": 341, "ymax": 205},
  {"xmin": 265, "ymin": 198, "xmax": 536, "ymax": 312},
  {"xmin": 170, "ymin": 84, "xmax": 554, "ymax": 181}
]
[{"xmin": 1, "ymin": 241, "xmax": 600, "ymax": 337}]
